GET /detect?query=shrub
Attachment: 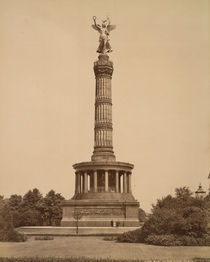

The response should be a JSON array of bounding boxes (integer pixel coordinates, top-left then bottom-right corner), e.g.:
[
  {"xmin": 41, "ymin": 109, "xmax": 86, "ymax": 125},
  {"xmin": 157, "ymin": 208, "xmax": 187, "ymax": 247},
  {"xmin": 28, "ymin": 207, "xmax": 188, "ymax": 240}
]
[
  {"xmin": 141, "ymin": 187, "xmax": 209, "ymax": 243},
  {"xmin": 0, "ymin": 228, "xmax": 27, "ymax": 242},
  {"xmin": 178, "ymin": 234, "xmax": 210, "ymax": 246},
  {"xmin": 0, "ymin": 201, "xmax": 26, "ymax": 242},
  {"xmin": 34, "ymin": 236, "xmax": 54, "ymax": 240},
  {"xmin": 117, "ymin": 188, "xmax": 210, "ymax": 246},
  {"xmin": 145, "ymin": 234, "xmax": 182, "ymax": 246},
  {"xmin": 103, "ymin": 236, "xmax": 116, "ymax": 241},
  {"xmin": 117, "ymin": 228, "xmax": 143, "ymax": 243},
  {"xmin": 145, "ymin": 234, "xmax": 210, "ymax": 246}
]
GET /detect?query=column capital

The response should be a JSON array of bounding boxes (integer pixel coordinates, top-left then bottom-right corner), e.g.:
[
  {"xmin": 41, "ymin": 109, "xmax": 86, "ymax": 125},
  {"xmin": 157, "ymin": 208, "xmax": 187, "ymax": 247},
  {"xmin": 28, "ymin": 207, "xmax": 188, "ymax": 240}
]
[{"xmin": 94, "ymin": 55, "xmax": 113, "ymax": 77}]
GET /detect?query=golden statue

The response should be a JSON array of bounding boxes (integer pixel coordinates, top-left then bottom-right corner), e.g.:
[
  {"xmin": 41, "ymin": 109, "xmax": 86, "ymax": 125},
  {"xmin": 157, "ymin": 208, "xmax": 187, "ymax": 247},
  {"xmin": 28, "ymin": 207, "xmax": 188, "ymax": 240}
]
[{"xmin": 92, "ymin": 16, "xmax": 116, "ymax": 54}]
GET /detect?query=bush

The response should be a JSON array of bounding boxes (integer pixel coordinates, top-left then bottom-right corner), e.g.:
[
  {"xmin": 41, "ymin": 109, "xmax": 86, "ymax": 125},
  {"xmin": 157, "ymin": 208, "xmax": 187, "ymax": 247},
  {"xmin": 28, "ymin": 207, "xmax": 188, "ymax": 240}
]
[
  {"xmin": 117, "ymin": 188, "xmax": 210, "ymax": 246},
  {"xmin": 178, "ymin": 234, "xmax": 210, "ymax": 246},
  {"xmin": 103, "ymin": 236, "xmax": 116, "ymax": 241},
  {"xmin": 34, "ymin": 236, "xmax": 54, "ymax": 240},
  {"xmin": 0, "ymin": 201, "xmax": 26, "ymax": 242},
  {"xmin": 0, "ymin": 229, "xmax": 27, "ymax": 242},
  {"xmin": 145, "ymin": 234, "xmax": 210, "ymax": 246},
  {"xmin": 145, "ymin": 234, "xmax": 181, "ymax": 246},
  {"xmin": 117, "ymin": 228, "xmax": 143, "ymax": 243},
  {"xmin": 117, "ymin": 228, "xmax": 210, "ymax": 246}
]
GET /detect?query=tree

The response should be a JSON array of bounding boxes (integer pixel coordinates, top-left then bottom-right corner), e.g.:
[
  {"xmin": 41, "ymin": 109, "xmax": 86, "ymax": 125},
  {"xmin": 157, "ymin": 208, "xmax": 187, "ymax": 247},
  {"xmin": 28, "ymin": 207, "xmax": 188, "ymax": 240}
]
[
  {"xmin": 0, "ymin": 197, "xmax": 26, "ymax": 242},
  {"xmin": 8, "ymin": 194, "xmax": 22, "ymax": 211},
  {"xmin": 8, "ymin": 194, "xmax": 24, "ymax": 227},
  {"xmin": 175, "ymin": 187, "xmax": 193, "ymax": 199},
  {"xmin": 138, "ymin": 208, "xmax": 147, "ymax": 222},
  {"xmin": 22, "ymin": 188, "xmax": 42, "ymax": 209},
  {"xmin": 39, "ymin": 190, "xmax": 65, "ymax": 226},
  {"xmin": 20, "ymin": 188, "xmax": 43, "ymax": 226},
  {"xmin": 6, "ymin": 189, "xmax": 65, "ymax": 227},
  {"xmin": 8, "ymin": 189, "xmax": 44, "ymax": 227},
  {"xmin": 118, "ymin": 187, "xmax": 210, "ymax": 246},
  {"xmin": 141, "ymin": 187, "xmax": 209, "ymax": 245}
]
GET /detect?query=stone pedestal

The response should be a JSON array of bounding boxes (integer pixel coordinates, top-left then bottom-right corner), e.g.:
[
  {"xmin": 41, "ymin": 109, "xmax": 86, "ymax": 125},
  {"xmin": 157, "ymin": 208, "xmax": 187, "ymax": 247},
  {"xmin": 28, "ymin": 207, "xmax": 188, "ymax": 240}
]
[{"xmin": 62, "ymin": 199, "xmax": 139, "ymax": 227}]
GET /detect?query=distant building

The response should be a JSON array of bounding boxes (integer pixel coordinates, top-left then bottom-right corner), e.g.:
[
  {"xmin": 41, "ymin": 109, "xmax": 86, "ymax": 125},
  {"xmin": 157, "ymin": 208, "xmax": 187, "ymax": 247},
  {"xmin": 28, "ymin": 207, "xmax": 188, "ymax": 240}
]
[{"xmin": 195, "ymin": 184, "xmax": 206, "ymax": 199}]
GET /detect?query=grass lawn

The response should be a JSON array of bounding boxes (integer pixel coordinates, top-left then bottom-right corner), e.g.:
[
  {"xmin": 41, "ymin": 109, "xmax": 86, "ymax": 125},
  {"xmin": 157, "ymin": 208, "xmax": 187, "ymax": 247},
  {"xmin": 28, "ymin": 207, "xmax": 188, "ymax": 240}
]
[{"xmin": 0, "ymin": 236, "xmax": 209, "ymax": 260}]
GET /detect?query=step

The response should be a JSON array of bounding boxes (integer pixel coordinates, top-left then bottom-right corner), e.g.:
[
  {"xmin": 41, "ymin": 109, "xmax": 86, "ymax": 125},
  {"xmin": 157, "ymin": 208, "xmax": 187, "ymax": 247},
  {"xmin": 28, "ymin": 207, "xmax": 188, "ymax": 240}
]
[{"xmin": 17, "ymin": 226, "xmax": 141, "ymax": 236}]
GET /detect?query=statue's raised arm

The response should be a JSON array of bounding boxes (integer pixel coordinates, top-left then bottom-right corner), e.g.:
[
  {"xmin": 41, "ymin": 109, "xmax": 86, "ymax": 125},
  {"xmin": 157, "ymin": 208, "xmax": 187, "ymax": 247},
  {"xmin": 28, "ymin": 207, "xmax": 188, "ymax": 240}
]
[
  {"xmin": 92, "ymin": 16, "xmax": 101, "ymax": 31},
  {"xmin": 92, "ymin": 16, "xmax": 116, "ymax": 54}
]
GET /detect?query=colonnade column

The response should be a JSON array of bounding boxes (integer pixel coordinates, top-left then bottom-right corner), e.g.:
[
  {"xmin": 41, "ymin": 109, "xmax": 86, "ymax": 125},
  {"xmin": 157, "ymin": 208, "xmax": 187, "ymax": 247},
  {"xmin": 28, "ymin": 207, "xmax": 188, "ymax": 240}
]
[
  {"xmin": 75, "ymin": 173, "xmax": 77, "ymax": 194},
  {"xmin": 115, "ymin": 171, "xmax": 119, "ymax": 193},
  {"xmin": 94, "ymin": 170, "xmax": 97, "ymax": 192},
  {"xmin": 84, "ymin": 171, "xmax": 88, "ymax": 193},
  {"xmin": 119, "ymin": 174, "xmax": 121, "ymax": 193},
  {"xmin": 128, "ymin": 173, "xmax": 132, "ymax": 193},
  {"xmin": 105, "ymin": 170, "xmax": 109, "ymax": 192},
  {"xmin": 123, "ymin": 172, "xmax": 127, "ymax": 193},
  {"xmin": 75, "ymin": 169, "xmax": 132, "ymax": 194},
  {"xmin": 76, "ymin": 173, "xmax": 81, "ymax": 194}
]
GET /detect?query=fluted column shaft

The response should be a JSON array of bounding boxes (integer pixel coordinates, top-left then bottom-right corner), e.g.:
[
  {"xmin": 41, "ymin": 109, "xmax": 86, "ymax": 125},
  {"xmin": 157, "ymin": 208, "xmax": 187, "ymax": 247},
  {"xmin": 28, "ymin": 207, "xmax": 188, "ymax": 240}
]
[
  {"xmin": 95, "ymin": 78, "xmax": 112, "ymax": 147},
  {"xmin": 92, "ymin": 54, "xmax": 115, "ymax": 162}
]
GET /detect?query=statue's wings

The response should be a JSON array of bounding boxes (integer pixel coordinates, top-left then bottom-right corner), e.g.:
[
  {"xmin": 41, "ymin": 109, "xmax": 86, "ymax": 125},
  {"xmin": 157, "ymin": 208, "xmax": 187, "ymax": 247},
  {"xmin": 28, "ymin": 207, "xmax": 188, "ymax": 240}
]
[
  {"xmin": 107, "ymin": 25, "xmax": 116, "ymax": 32},
  {"xmin": 92, "ymin": 25, "xmax": 100, "ymax": 30}
]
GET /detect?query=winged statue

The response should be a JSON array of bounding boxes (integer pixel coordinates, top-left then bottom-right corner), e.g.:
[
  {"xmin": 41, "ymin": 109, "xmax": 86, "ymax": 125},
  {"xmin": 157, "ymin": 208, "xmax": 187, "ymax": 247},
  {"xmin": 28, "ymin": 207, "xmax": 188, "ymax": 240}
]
[{"xmin": 92, "ymin": 16, "xmax": 116, "ymax": 54}]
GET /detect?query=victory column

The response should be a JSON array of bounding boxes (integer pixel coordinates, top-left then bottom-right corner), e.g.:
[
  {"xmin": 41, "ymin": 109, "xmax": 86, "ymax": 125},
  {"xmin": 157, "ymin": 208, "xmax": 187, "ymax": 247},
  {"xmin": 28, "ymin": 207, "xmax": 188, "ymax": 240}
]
[{"xmin": 61, "ymin": 17, "xmax": 139, "ymax": 228}]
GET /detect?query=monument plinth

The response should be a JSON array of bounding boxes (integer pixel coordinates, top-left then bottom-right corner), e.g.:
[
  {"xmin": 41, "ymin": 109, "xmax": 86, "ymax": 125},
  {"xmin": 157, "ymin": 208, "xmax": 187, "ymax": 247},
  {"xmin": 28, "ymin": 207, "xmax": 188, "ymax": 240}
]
[{"xmin": 61, "ymin": 17, "xmax": 139, "ymax": 227}]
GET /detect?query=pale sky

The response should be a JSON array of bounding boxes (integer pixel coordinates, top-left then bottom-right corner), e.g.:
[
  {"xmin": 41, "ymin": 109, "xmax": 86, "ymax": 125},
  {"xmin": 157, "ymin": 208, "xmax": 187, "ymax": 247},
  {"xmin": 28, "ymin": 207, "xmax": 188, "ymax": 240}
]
[{"xmin": 0, "ymin": 0, "xmax": 209, "ymax": 212}]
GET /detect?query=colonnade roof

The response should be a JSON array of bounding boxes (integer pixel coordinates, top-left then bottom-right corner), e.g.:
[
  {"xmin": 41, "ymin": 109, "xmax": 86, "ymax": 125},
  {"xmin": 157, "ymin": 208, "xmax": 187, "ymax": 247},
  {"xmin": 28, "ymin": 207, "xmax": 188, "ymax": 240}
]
[{"xmin": 73, "ymin": 161, "xmax": 134, "ymax": 172}]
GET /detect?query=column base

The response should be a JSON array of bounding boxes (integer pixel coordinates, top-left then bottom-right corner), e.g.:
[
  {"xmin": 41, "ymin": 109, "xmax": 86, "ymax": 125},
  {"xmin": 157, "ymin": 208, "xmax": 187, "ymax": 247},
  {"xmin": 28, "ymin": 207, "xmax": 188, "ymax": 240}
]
[{"xmin": 91, "ymin": 149, "xmax": 116, "ymax": 162}]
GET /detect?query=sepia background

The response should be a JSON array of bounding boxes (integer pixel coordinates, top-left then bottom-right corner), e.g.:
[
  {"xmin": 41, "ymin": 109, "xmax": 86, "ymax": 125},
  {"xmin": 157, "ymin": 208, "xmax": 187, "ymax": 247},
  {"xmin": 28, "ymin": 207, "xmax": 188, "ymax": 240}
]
[{"xmin": 0, "ymin": 0, "xmax": 209, "ymax": 212}]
